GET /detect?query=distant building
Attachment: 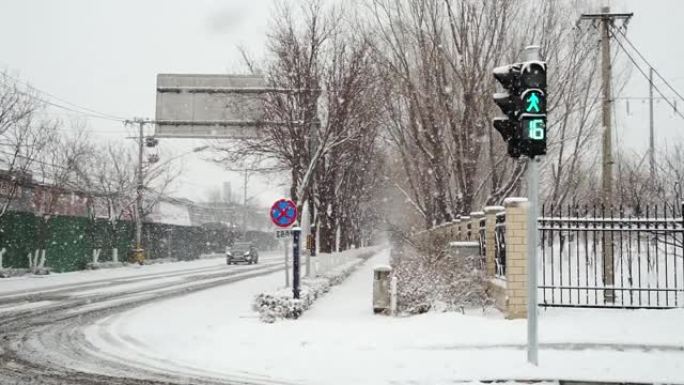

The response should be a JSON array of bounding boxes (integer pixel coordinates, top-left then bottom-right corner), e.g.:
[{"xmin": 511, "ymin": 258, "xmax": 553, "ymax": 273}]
[{"xmin": 145, "ymin": 197, "xmax": 193, "ymax": 226}]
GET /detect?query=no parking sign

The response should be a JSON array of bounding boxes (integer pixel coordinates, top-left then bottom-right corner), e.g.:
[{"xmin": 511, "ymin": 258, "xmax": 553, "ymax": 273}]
[{"xmin": 270, "ymin": 199, "xmax": 297, "ymax": 228}]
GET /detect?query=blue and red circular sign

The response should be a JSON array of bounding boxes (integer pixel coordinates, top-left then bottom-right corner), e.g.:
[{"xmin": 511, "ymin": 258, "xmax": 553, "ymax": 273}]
[{"xmin": 270, "ymin": 199, "xmax": 297, "ymax": 228}]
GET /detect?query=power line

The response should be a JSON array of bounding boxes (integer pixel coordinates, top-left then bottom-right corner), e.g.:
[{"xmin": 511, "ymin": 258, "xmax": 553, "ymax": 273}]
[
  {"xmin": 1, "ymin": 71, "xmax": 127, "ymax": 122},
  {"xmin": 14, "ymin": 87, "xmax": 126, "ymax": 123},
  {"xmin": 613, "ymin": 28, "xmax": 684, "ymax": 105},
  {"xmin": 609, "ymin": 27, "xmax": 684, "ymax": 122}
]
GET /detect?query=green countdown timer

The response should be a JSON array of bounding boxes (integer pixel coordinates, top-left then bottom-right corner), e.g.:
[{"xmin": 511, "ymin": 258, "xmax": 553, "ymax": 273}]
[{"xmin": 528, "ymin": 118, "xmax": 545, "ymax": 140}]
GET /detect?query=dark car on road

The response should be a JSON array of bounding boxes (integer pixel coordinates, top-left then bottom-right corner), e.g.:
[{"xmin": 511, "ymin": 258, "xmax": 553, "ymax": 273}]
[{"xmin": 226, "ymin": 242, "xmax": 259, "ymax": 265}]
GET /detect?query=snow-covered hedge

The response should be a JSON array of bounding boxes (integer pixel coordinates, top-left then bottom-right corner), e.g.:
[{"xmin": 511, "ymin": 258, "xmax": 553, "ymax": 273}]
[
  {"xmin": 85, "ymin": 261, "xmax": 127, "ymax": 270},
  {"xmin": 253, "ymin": 247, "xmax": 381, "ymax": 323},
  {"xmin": 0, "ymin": 268, "xmax": 30, "ymax": 278},
  {"xmin": 392, "ymin": 238, "xmax": 490, "ymax": 314}
]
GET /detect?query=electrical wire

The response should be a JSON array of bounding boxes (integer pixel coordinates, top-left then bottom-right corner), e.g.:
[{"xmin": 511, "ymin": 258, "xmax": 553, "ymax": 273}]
[
  {"xmin": 0, "ymin": 149, "xmax": 73, "ymax": 172},
  {"xmin": 609, "ymin": 27, "xmax": 684, "ymax": 122},
  {"xmin": 1, "ymin": 70, "xmax": 127, "ymax": 122},
  {"xmin": 613, "ymin": 28, "xmax": 684, "ymax": 105}
]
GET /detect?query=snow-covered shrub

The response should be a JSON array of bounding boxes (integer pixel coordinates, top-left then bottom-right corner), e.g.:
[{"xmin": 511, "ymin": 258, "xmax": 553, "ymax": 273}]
[
  {"xmin": 253, "ymin": 248, "xmax": 379, "ymax": 322},
  {"xmin": 0, "ymin": 268, "xmax": 30, "ymax": 278},
  {"xmin": 392, "ymin": 236, "xmax": 490, "ymax": 314},
  {"xmin": 85, "ymin": 261, "xmax": 127, "ymax": 270}
]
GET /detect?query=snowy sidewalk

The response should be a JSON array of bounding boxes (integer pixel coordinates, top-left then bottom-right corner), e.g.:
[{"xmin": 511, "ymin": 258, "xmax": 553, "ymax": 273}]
[{"xmin": 85, "ymin": 249, "xmax": 684, "ymax": 385}]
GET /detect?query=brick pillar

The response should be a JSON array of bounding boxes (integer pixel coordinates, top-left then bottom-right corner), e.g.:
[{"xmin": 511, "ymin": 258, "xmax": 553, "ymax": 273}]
[
  {"xmin": 503, "ymin": 198, "xmax": 529, "ymax": 319},
  {"xmin": 483, "ymin": 206, "xmax": 504, "ymax": 278}
]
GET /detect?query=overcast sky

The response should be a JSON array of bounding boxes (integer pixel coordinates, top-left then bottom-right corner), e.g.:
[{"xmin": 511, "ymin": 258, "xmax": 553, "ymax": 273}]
[{"xmin": 0, "ymin": 0, "xmax": 681, "ymax": 207}]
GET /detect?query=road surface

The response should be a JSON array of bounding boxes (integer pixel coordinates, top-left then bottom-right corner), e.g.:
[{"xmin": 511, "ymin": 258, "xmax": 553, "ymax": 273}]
[{"xmin": 0, "ymin": 253, "xmax": 289, "ymax": 385}]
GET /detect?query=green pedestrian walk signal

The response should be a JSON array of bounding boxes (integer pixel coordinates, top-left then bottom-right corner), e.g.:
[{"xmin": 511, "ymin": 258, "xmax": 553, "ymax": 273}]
[{"xmin": 525, "ymin": 92, "xmax": 541, "ymax": 113}]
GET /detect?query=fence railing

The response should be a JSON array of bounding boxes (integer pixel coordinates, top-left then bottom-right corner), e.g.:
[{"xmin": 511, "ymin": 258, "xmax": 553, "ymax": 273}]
[
  {"xmin": 494, "ymin": 212, "xmax": 507, "ymax": 278},
  {"xmin": 538, "ymin": 203, "xmax": 684, "ymax": 309},
  {"xmin": 478, "ymin": 217, "xmax": 486, "ymax": 270}
]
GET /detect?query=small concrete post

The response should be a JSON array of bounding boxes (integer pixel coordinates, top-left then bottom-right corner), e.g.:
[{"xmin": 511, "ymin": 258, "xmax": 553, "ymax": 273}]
[{"xmin": 390, "ymin": 275, "xmax": 398, "ymax": 316}]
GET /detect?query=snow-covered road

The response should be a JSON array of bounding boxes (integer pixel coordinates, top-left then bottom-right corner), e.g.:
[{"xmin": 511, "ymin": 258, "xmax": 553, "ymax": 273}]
[
  {"xmin": 0, "ymin": 252, "xmax": 287, "ymax": 385},
  {"xmin": 84, "ymin": 249, "xmax": 684, "ymax": 385},
  {"xmin": 3, "ymin": 248, "xmax": 684, "ymax": 385}
]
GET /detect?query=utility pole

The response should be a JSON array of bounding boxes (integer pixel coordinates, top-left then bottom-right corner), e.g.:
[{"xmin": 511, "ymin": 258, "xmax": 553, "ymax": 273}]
[
  {"xmin": 243, "ymin": 169, "xmax": 248, "ymax": 240},
  {"xmin": 135, "ymin": 119, "xmax": 145, "ymax": 264},
  {"xmin": 649, "ymin": 66, "xmax": 655, "ymax": 181},
  {"xmin": 600, "ymin": 6, "xmax": 613, "ymax": 210},
  {"xmin": 580, "ymin": 7, "xmax": 632, "ymax": 304}
]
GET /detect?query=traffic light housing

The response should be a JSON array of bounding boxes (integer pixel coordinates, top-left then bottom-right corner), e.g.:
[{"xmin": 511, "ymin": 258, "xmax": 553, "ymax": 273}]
[{"xmin": 492, "ymin": 60, "xmax": 547, "ymax": 158}]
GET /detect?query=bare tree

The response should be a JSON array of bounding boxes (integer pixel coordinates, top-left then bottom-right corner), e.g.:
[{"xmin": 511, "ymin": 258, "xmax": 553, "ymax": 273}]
[
  {"xmin": 0, "ymin": 72, "xmax": 57, "ymax": 219},
  {"xmin": 367, "ymin": 0, "xmax": 612, "ymax": 229},
  {"xmin": 77, "ymin": 141, "xmax": 182, "ymax": 264},
  {"xmin": 215, "ymin": 1, "xmax": 384, "ymax": 247}
]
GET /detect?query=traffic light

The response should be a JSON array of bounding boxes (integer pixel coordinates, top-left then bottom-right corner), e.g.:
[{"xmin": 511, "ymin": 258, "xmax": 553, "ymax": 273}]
[
  {"xmin": 492, "ymin": 60, "xmax": 547, "ymax": 158},
  {"xmin": 518, "ymin": 61, "xmax": 547, "ymax": 157},
  {"xmin": 493, "ymin": 64, "xmax": 523, "ymax": 158}
]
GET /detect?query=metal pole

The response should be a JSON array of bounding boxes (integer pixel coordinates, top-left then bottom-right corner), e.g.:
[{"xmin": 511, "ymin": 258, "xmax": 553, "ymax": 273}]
[
  {"xmin": 600, "ymin": 6, "xmax": 615, "ymax": 302},
  {"xmin": 292, "ymin": 227, "xmax": 301, "ymax": 299},
  {"xmin": 523, "ymin": 45, "xmax": 541, "ymax": 366},
  {"xmin": 243, "ymin": 170, "xmax": 248, "ymax": 240},
  {"xmin": 649, "ymin": 66, "xmax": 655, "ymax": 181},
  {"xmin": 284, "ymin": 238, "xmax": 290, "ymax": 288},
  {"xmin": 527, "ymin": 157, "xmax": 539, "ymax": 366},
  {"xmin": 135, "ymin": 120, "xmax": 144, "ymax": 262},
  {"xmin": 305, "ymin": 200, "xmax": 312, "ymax": 278}
]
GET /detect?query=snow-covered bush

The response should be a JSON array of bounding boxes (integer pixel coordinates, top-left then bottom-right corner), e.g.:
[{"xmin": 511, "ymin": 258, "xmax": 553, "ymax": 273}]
[
  {"xmin": 253, "ymin": 248, "xmax": 379, "ymax": 322},
  {"xmin": 0, "ymin": 268, "xmax": 30, "ymax": 278},
  {"xmin": 85, "ymin": 261, "xmax": 127, "ymax": 270},
  {"xmin": 392, "ymin": 237, "xmax": 490, "ymax": 314}
]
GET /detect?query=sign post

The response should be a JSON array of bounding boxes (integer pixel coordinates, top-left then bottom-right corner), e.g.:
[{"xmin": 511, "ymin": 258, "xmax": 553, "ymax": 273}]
[
  {"xmin": 292, "ymin": 227, "xmax": 301, "ymax": 299},
  {"xmin": 270, "ymin": 199, "xmax": 298, "ymax": 295}
]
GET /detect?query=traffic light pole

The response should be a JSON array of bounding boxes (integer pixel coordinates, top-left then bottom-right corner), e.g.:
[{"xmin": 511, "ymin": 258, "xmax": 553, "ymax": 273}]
[
  {"xmin": 523, "ymin": 45, "xmax": 540, "ymax": 367},
  {"xmin": 526, "ymin": 156, "xmax": 539, "ymax": 366}
]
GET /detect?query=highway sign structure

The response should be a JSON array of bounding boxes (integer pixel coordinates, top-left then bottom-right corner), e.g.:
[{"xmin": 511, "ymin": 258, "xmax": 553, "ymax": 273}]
[
  {"xmin": 270, "ymin": 199, "xmax": 298, "ymax": 228},
  {"xmin": 154, "ymin": 74, "xmax": 268, "ymax": 138}
]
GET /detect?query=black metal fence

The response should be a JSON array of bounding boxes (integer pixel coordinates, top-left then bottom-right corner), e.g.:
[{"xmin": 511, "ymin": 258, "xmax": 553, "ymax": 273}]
[
  {"xmin": 494, "ymin": 212, "xmax": 506, "ymax": 278},
  {"xmin": 538, "ymin": 202, "xmax": 684, "ymax": 309},
  {"xmin": 478, "ymin": 217, "xmax": 486, "ymax": 269}
]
